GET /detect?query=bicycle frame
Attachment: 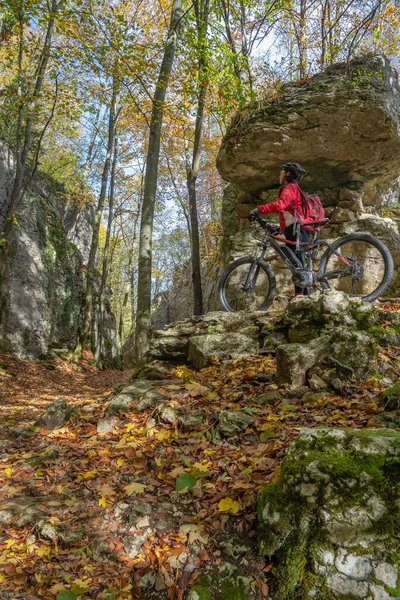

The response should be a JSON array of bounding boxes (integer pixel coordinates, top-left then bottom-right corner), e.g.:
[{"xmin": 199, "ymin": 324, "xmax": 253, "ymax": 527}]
[{"xmin": 247, "ymin": 218, "xmax": 353, "ymax": 290}]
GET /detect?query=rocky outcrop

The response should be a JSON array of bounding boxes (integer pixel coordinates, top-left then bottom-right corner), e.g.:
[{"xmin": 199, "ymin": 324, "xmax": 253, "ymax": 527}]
[
  {"xmin": 217, "ymin": 55, "xmax": 400, "ymax": 204},
  {"xmin": 0, "ymin": 145, "xmax": 121, "ymax": 365},
  {"xmin": 148, "ymin": 291, "xmax": 397, "ymax": 382},
  {"xmin": 272, "ymin": 291, "xmax": 382, "ymax": 387},
  {"xmin": 258, "ymin": 428, "xmax": 400, "ymax": 600},
  {"xmin": 217, "ymin": 55, "xmax": 400, "ymax": 302},
  {"xmin": 150, "ymin": 311, "xmax": 265, "ymax": 368}
]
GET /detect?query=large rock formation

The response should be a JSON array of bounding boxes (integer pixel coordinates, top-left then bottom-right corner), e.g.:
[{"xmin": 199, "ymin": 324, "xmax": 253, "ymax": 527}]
[
  {"xmin": 258, "ymin": 428, "xmax": 400, "ymax": 600},
  {"xmin": 218, "ymin": 55, "xmax": 400, "ymax": 301},
  {"xmin": 146, "ymin": 291, "xmax": 400, "ymax": 383},
  {"xmin": 217, "ymin": 55, "xmax": 400, "ymax": 204},
  {"xmin": 0, "ymin": 144, "xmax": 120, "ymax": 365}
]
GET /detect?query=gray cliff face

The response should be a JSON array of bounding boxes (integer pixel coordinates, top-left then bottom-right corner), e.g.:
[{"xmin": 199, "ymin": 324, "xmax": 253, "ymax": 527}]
[
  {"xmin": 217, "ymin": 55, "xmax": 400, "ymax": 205},
  {"xmin": 0, "ymin": 144, "xmax": 120, "ymax": 365}
]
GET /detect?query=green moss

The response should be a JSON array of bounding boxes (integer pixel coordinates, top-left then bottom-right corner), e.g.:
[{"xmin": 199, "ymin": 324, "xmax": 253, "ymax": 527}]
[
  {"xmin": 381, "ymin": 383, "xmax": 400, "ymax": 411},
  {"xmin": 187, "ymin": 585, "xmax": 213, "ymax": 600},
  {"xmin": 274, "ymin": 538, "xmax": 307, "ymax": 597},
  {"xmin": 257, "ymin": 430, "xmax": 400, "ymax": 599},
  {"xmin": 189, "ymin": 564, "xmax": 253, "ymax": 600},
  {"xmin": 34, "ymin": 195, "xmax": 83, "ymax": 341}
]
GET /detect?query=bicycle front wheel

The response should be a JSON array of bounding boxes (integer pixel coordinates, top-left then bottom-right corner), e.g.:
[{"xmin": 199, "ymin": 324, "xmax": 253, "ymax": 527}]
[
  {"xmin": 219, "ymin": 257, "xmax": 276, "ymax": 313},
  {"xmin": 319, "ymin": 233, "xmax": 394, "ymax": 301}
]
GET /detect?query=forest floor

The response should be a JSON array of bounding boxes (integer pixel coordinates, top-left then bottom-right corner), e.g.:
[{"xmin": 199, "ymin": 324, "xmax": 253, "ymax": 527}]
[
  {"xmin": 0, "ymin": 351, "xmax": 128, "ymax": 437},
  {"xmin": 0, "ymin": 307, "xmax": 399, "ymax": 600}
]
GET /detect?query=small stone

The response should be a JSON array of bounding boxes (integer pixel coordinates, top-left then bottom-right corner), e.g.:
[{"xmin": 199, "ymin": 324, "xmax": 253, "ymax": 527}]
[
  {"xmin": 35, "ymin": 398, "xmax": 74, "ymax": 430},
  {"xmin": 40, "ymin": 522, "xmax": 58, "ymax": 541},
  {"xmin": 374, "ymin": 562, "xmax": 398, "ymax": 588},
  {"xmin": 330, "ymin": 378, "xmax": 344, "ymax": 392},
  {"xmin": 255, "ymin": 391, "xmax": 282, "ymax": 405},
  {"xmin": 0, "ymin": 510, "xmax": 14, "ymax": 526},
  {"xmin": 158, "ymin": 406, "xmax": 179, "ymax": 425},
  {"xmin": 255, "ymin": 373, "xmax": 275, "ymax": 383},
  {"xmin": 59, "ymin": 526, "xmax": 85, "ymax": 546},
  {"xmin": 105, "ymin": 381, "xmax": 156, "ymax": 416},
  {"xmin": 308, "ymin": 373, "xmax": 327, "ymax": 391},
  {"xmin": 135, "ymin": 388, "xmax": 165, "ymax": 412},
  {"xmin": 123, "ymin": 531, "xmax": 150, "ymax": 559},
  {"xmin": 216, "ymin": 410, "xmax": 252, "ymax": 437},
  {"xmin": 179, "ymin": 413, "xmax": 204, "ymax": 431},
  {"xmin": 97, "ymin": 417, "xmax": 118, "ymax": 433},
  {"xmin": 136, "ymin": 516, "xmax": 150, "ymax": 529},
  {"xmin": 128, "ymin": 500, "xmax": 153, "ymax": 524},
  {"xmin": 276, "ymin": 336, "xmax": 329, "ymax": 388}
]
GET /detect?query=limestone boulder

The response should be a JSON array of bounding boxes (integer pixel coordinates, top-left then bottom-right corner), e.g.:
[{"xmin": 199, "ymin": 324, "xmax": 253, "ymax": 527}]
[
  {"xmin": 104, "ymin": 380, "xmax": 165, "ymax": 416},
  {"xmin": 216, "ymin": 410, "xmax": 253, "ymax": 438},
  {"xmin": 275, "ymin": 336, "xmax": 329, "ymax": 388},
  {"xmin": 35, "ymin": 398, "xmax": 75, "ymax": 430},
  {"xmin": 188, "ymin": 333, "xmax": 258, "ymax": 369},
  {"xmin": 150, "ymin": 336, "xmax": 189, "ymax": 361},
  {"xmin": 330, "ymin": 328, "xmax": 377, "ymax": 375},
  {"xmin": 217, "ymin": 55, "xmax": 400, "ymax": 204},
  {"xmin": 258, "ymin": 428, "xmax": 400, "ymax": 600}
]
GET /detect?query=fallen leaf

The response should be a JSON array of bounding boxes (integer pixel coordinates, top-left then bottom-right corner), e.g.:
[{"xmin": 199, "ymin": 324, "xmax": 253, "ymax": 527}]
[
  {"xmin": 175, "ymin": 473, "xmax": 197, "ymax": 491},
  {"xmin": 125, "ymin": 482, "xmax": 146, "ymax": 496},
  {"xmin": 218, "ymin": 498, "xmax": 240, "ymax": 514},
  {"xmin": 179, "ymin": 524, "xmax": 209, "ymax": 544}
]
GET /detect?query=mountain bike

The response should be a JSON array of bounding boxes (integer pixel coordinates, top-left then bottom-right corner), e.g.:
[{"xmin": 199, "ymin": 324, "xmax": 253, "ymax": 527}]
[{"xmin": 218, "ymin": 215, "xmax": 394, "ymax": 312}]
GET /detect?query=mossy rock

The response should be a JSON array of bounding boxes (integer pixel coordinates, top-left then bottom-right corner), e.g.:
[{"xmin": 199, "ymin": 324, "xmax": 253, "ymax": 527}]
[
  {"xmin": 380, "ymin": 383, "xmax": 400, "ymax": 411},
  {"xmin": 257, "ymin": 428, "xmax": 400, "ymax": 600},
  {"xmin": 186, "ymin": 563, "xmax": 254, "ymax": 600}
]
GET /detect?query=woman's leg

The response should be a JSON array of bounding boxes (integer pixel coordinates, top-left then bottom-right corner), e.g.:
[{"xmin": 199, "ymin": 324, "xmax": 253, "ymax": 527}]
[{"xmin": 285, "ymin": 224, "xmax": 310, "ymax": 296}]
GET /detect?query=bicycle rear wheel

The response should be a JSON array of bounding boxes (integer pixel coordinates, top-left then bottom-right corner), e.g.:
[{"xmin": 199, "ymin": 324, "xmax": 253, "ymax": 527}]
[
  {"xmin": 318, "ymin": 233, "xmax": 393, "ymax": 301},
  {"xmin": 219, "ymin": 257, "xmax": 276, "ymax": 312}
]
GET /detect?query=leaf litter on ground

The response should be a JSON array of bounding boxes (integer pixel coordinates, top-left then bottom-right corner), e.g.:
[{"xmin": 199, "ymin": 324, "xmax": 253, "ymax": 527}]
[{"xmin": 0, "ymin": 314, "xmax": 399, "ymax": 599}]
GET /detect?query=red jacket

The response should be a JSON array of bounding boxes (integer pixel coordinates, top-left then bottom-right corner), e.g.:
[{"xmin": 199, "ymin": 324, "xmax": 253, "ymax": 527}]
[{"xmin": 258, "ymin": 182, "xmax": 304, "ymax": 232}]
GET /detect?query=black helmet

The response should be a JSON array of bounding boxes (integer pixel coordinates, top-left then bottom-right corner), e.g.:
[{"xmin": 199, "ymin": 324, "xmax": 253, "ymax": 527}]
[{"xmin": 280, "ymin": 162, "xmax": 307, "ymax": 180}]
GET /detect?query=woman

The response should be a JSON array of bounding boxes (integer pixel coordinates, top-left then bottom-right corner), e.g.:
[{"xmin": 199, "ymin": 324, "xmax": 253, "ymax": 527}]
[{"xmin": 249, "ymin": 162, "xmax": 310, "ymax": 296}]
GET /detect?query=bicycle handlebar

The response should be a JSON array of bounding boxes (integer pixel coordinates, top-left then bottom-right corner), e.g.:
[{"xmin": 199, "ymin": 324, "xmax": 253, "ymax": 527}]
[{"xmin": 253, "ymin": 214, "xmax": 277, "ymax": 232}]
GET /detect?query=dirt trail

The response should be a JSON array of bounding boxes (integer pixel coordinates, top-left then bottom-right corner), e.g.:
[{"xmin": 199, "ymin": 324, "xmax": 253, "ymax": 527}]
[{"xmin": 0, "ymin": 351, "xmax": 128, "ymax": 436}]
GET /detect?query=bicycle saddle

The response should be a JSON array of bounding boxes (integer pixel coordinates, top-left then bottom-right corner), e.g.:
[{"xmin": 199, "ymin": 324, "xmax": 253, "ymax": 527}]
[{"xmin": 302, "ymin": 218, "xmax": 330, "ymax": 228}]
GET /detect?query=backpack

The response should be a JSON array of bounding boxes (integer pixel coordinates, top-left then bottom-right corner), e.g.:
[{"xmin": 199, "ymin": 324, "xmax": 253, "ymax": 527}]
[{"xmin": 298, "ymin": 189, "xmax": 325, "ymax": 233}]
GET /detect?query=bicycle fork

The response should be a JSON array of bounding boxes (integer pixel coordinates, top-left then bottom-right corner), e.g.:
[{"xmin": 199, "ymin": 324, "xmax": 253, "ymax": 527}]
[{"xmin": 241, "ymin": 244, "xmax": 267, "ymax": 293}]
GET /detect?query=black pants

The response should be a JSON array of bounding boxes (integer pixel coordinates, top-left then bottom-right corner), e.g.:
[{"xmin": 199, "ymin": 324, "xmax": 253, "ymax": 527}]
[{"xmin": 285, "ymin": 224, "xmax": 311, "ymax": 296}]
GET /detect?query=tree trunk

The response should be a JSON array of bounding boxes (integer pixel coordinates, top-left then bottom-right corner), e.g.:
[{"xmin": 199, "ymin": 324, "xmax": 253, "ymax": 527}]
[
  {"xmin": 185, "ymin": 0, "xmax": 210, "ymax": 316},
  {"xmin": 134, "ymin": 0, "xmax": 183, "ymax": 366},
  {"xmin": 219, "ymin": 0, "xmax": 245, "ymax": 101},
  {"xmin": 297, "ymin": 0, "xmax": 307, "ymax": 79},
  {"xmin": 96, "ymin": 133, "xmax": 118, "ymax": 364},
  {"xmin": 83, "ymin": 80, "xmax": 117, "ymax": 346}
]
